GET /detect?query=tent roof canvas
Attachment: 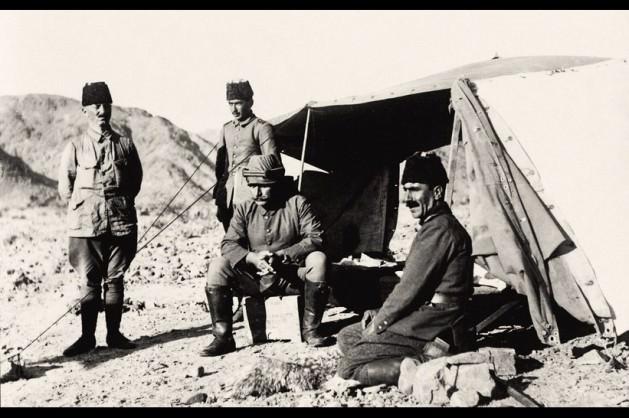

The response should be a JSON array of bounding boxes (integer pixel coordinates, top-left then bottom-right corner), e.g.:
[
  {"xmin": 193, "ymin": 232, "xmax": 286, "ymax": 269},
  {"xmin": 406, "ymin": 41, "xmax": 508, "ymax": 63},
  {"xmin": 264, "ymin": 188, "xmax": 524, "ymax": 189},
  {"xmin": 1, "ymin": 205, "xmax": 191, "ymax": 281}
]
[{"xmin": 271, "ymin": 56, "xmax": 610, "ymax": 171}]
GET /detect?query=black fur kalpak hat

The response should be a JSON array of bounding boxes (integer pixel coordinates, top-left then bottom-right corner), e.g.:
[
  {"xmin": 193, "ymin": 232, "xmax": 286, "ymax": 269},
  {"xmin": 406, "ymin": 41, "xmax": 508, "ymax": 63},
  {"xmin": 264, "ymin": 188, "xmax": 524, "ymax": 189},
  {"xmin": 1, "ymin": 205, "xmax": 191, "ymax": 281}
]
[
  {"xmin": 226, "ymin": 79, "xmax": 254, "ymax": 101},
  {"xmin": 401, "ymin": 153, "xmax": 449, "ymax": 186},
  {"xmin": 82, "ymin": 82, "xmax": 112, "ymax": 106}
]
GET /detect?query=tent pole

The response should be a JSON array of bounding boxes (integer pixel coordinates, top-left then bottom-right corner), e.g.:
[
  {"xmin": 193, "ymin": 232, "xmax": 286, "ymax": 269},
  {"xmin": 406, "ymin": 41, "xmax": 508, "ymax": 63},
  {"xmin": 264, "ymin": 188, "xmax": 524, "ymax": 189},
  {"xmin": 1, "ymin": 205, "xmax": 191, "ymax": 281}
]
[
  {"xmin": 445, "ymin": 115, "xmax": 462, "ymax": 206},
  {"xmin": 297, "ymin": 107, "xmax": 311, "ymax": 192}
]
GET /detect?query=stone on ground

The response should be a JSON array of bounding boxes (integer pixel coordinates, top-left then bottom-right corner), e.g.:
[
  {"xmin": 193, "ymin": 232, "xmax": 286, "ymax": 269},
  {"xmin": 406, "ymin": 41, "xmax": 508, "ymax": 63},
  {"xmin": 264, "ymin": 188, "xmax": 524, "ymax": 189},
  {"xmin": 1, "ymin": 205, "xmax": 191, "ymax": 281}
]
[
  {"xmin": 450, "ymin": 389, "xmax": 480, "ymax": 407},
  {"xmin": 479, "ymin": 347, "xmax": 517, "ymax": 377},
  {"xmin": 455, "ymin": 363, "xmax": 495, "ymax": 398}
]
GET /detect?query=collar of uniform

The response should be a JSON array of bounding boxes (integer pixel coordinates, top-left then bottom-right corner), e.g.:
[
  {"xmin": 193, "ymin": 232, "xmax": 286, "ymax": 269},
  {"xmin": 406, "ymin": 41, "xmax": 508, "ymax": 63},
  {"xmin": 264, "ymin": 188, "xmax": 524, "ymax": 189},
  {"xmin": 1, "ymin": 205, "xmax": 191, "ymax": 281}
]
[
  {"xmin": 86, "ymin": 127, "xmax": 114, "ymax": 143},
  {"xmin": 420, "ymin": 201, "xmax": 452, "ymax": 225},
  {"xmin": 258, "ymin": 195, "xmax": 287, "ymax": 216},
  {"xmin": 232, "ymin": 114, "xmax": 256, "ymax": 127}
]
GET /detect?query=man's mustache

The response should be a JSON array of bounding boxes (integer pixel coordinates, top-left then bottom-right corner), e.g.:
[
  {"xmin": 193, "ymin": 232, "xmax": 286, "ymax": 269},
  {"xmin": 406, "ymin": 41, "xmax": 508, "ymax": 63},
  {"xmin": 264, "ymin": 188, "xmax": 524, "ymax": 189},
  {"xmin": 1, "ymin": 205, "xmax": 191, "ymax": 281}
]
[{"xmin": 405, "ymin": 201, "xmax": 419, "ymax": 208}]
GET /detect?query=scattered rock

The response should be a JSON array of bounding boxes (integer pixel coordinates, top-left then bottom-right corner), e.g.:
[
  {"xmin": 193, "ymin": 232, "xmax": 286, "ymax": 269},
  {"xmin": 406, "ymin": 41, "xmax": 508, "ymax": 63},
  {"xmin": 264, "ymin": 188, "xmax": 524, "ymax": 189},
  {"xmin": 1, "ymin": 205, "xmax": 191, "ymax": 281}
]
[
  {"xmin": 184, "ymin": 393, "xmax": 208, "ymax": 405},
  {"xmin": 442, "ymin": 363, "xmax": 459, "ymax": 388},
  {"xmin": 450, "ymin": 389, "xmax": 480, "ymax": 407},
  {"xmin": 446, "ymin": 351, "xmax": 487, "ymax": 365},
  {"xmin": 13, "ymin": 272, "xmax": 35, "ymax": 288},
  {"xmin": 322, "ymin": 374, "xmax": 362, "ymax": 393},
  {"xmin": 455, "ymin": 363, "xmax": 495, "ymax": 398},
  {"xmin": 363, "ymin": 384, "xmax": 386, "ymax": 394},
  {"xmin": 411, "ymin": 358, "xmax": 449, "ymax": 405},
  {"xmin": 479, "ymin": 347, "xmax": 517, "ymax": 377},
  {"xmin": 398, "ymin": 357, "xmax": 422, "ymax": 394},
  {"xmin": 152, "ymin": 363, "xmax": 169, "ymax": 372},
  {"xmin": 576, "ymin": 349, "xmax": 606, "ymax": 366}
]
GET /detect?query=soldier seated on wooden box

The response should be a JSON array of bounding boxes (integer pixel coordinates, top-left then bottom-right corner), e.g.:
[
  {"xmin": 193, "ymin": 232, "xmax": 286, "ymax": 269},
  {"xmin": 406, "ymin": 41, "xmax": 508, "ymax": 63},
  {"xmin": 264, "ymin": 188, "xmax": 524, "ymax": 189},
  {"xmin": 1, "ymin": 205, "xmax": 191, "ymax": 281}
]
[{"xmin": 201, "ymin": 154, "xmax": 332, "ymax": 356}]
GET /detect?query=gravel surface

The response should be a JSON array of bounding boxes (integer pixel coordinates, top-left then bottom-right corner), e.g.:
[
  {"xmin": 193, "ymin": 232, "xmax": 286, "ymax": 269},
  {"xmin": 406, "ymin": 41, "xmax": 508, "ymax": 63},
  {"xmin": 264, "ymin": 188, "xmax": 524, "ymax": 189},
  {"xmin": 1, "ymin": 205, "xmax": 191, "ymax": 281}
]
[{"xmin": 1, "ymin": 207, "xmax": 627, "ymax": 407}]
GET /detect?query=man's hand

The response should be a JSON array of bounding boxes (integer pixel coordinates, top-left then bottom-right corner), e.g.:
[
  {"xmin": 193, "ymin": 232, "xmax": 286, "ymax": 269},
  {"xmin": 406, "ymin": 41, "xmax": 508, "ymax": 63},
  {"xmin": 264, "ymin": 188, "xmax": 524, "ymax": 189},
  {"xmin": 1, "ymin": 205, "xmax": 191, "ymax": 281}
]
[
  {"xmin": 361, "ymin": 309, "xmax": 379, "ymax": 338},
  {"xmin": 361, "ymin": 309, "xmax": 378, "ymax": 330},
  {"xmin": 246, "ymin": 251, "xmax": 276, "ymax": 275}
]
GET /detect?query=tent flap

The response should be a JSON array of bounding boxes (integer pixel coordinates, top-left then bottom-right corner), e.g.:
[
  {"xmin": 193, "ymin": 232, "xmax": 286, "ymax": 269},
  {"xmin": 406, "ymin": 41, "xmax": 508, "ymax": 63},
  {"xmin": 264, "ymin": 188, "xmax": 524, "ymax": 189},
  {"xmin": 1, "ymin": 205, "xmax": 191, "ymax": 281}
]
[{"xmin": 453, "ymin": 78, "xmax": 562, "ymax": 345}]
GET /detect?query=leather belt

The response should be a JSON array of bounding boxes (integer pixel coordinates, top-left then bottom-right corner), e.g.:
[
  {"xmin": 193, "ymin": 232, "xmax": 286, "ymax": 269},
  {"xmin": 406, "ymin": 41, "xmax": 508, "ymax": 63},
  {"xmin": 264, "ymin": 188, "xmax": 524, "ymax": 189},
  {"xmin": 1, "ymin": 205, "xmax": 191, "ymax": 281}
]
[{"xmin": 430, "ymin": 293, "xmax": 466, "ymax": 305}]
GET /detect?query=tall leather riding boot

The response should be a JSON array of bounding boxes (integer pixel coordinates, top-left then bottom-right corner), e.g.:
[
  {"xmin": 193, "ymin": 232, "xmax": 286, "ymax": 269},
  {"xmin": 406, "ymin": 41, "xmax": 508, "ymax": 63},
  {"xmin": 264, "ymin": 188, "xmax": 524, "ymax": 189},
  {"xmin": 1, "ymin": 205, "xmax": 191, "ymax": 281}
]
[
  {"xmin": 200, "ymin": 286, "xmax": 236, "ymax": 357},
  {"xmin": 105, "ymin": 303, "xmax": 136, "ymax": 349},
  {"xmin": 63, "ymin": 300, "xmax": 98, "ymax": 357},
  {"xmin": 356, "ymin": 357, "xmax": 404, "ymax": 386},
  {"xmin": 302, "ymin": 281, "xmax": 332, "ymax": 347}
]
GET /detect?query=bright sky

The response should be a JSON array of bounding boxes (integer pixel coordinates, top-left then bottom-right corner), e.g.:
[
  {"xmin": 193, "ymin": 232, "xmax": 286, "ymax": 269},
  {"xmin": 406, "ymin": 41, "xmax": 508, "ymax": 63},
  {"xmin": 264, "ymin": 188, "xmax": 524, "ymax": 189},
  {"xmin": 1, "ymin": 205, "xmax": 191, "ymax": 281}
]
[{"xmin": 2, "ymin": 10, "xmax": 629, "ymax": 134}]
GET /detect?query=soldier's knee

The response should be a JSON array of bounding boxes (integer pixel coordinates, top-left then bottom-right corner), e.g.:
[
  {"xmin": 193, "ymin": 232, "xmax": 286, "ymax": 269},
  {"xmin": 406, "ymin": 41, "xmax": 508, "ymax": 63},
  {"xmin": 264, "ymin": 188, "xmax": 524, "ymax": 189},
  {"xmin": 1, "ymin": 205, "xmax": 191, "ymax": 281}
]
[
  {"xmin": 336, "ymin": 323, "xmax": 362, "ymax": 353},
  {"xmin": 305, "ymin": 251, "xmax": 327, "ymax": 267},
  {"xmin": 304, "ymin": 251, "xmax": 327, "ymax": 283},
  {"xmin": 207, "ymin": 257, "xmax": 232, "ymax": 287},
  {"xmin": 336, "ymin": 357, "xmax": 360, "ymax": 380},
  {"xmin": 81, "ymin": 282, "xmax": 102, "ymax": 303}
]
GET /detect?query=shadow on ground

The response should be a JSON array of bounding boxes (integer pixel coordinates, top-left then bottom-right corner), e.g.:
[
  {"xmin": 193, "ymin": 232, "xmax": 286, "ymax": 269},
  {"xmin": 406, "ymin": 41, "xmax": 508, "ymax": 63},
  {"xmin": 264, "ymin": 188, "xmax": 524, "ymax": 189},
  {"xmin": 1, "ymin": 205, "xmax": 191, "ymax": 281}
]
[{"xmin": 29, "ymin": 324, "xmax": 212, "ymax": 373}]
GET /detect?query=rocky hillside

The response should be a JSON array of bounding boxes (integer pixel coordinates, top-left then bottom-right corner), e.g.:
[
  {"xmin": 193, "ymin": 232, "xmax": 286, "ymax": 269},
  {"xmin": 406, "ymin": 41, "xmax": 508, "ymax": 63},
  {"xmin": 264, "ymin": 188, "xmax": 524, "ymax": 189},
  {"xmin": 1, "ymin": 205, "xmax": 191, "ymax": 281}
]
[
  {"xmin": 0, "ymin": 147, "xmax": 59, "ymax": 208},
  {"xmin": 0, "ymin": 95, "xmax": 218, "ymax": 215}
]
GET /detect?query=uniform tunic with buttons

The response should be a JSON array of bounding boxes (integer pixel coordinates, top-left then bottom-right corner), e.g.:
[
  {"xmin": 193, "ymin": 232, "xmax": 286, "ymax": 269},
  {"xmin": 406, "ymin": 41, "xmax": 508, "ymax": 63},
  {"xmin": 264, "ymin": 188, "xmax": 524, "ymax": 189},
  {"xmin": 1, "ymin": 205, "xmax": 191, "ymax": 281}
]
[
  {"xmin": 58, "ymin": 129, "xmax": 143, "ymax": 238},
  {"xmin": 57, "ymin": 127, "xmax": 143, "ymax": 304},
  {"xmin": 336, "ymin": 202, "xmax": 474, "ymax": 380},
  {"xmin": 221, "ymin": 194, "xmax": 323, "ymax": 268},
  {"xmin": 368, "ymin": 202, "xmax": 473, "ymax": 340},
  {"xmin": 214, "ymin": 114, "xmax": 280, "ymax": 210}
]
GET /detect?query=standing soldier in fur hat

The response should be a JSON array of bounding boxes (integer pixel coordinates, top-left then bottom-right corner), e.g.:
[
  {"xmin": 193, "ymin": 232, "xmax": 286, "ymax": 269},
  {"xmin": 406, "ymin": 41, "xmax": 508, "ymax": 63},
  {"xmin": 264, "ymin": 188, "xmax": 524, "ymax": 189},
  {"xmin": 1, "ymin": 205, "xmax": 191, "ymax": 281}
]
[
  {"xmin": 213, "ymin": 79, "xmax": 281, "ymax": 323},
  {"xmin": 334, "ymin": 153, "xmax": 474, "ymax": 386},
  {"xmin": 57, "ymin": 82, "xmax": 143, "ymax": 357},
  {"xmin": 201, "ymin": 154, "xmax": 331, "ymax": 357},
  {"xmin": 213, "ymin": 79, "xmax": 281, "ymax": 231}
]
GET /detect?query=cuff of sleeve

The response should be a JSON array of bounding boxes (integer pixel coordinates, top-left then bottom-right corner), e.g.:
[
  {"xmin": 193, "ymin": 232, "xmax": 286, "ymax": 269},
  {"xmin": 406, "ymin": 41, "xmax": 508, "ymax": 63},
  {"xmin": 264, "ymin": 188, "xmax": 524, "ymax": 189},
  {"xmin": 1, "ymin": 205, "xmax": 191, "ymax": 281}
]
[
  {"xmin": 372, "ymin": 316, "xmax": 391, "ymax": 334},
  {"xmin": 225, "ymin": 248, "xmax": 249, "ymax": 269},
  {"xmin": 282, "ymin": 244, "xmax": 306, "ymax": 264}
]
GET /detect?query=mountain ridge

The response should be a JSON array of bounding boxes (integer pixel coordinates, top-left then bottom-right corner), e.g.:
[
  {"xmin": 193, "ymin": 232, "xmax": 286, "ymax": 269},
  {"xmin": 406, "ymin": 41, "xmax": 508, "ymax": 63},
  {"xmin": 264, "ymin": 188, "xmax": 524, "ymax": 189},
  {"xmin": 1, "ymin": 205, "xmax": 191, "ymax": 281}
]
[{"xmin": 0, "ymin": 94, "xmax": 219, "ymax": 215}]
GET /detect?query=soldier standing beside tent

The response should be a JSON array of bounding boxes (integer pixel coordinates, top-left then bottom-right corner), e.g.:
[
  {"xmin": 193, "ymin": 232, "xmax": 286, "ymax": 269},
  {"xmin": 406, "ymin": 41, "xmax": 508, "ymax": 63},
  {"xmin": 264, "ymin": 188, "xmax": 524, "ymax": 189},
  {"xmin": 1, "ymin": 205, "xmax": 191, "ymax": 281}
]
[
  {"xmin": 57, "ymin": 82, "xmax": 143, "ymax": 357},
  {"xmin": 335, "ymin": 153, "xmax": 474, "ymax": 385},
  {"xmin": 213, "ymin": 80, "xmax": 281, "ymax": 323},
  {"xmin": 213, "ymin": 79, "xmax": 281, "ymax": 231}
]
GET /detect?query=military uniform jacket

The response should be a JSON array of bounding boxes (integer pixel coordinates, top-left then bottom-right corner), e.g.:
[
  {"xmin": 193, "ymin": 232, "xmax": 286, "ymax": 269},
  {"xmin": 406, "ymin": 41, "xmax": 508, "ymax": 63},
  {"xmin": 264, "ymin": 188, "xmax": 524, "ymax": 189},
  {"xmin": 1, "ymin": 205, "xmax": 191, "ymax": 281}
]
[
  {"xmin": 57, "ymin": 129, "xmax": 143, "ymax": 238},
  {"xmin": 214, "ymin": 114, "xmax": 280, "ymax": 209},
  {"xmin": 370, "ymin": 203, "xmax": 474, "ymax": 341},
  {"xmin": 221, "ymin": 194, "xmax": 323, "ymax": 269}
]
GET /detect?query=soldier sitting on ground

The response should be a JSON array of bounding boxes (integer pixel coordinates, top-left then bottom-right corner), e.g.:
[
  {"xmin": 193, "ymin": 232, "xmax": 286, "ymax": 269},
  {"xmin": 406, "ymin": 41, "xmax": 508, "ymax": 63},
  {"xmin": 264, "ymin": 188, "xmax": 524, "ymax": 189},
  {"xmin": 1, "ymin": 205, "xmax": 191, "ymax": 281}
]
[{"xmin": 335, "ymin": 153, "xmax": 474, "ymax": 385}]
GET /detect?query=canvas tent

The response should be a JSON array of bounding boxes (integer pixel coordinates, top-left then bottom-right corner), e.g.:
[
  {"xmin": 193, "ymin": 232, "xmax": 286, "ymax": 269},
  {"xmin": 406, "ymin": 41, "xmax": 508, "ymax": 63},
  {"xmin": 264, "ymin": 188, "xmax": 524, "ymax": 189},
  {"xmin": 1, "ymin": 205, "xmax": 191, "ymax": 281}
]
[{"xmin": 270, "ymin": 56, "xmax": 628, "ymax": 346}]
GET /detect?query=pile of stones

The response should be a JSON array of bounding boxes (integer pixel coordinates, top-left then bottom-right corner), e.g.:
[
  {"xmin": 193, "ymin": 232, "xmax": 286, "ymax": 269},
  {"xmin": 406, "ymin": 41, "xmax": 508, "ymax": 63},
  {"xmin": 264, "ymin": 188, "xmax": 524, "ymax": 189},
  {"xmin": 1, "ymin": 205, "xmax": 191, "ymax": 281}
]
[{"xmin": 398, "ymin": 347, "xmax": 517, "ymax": 407}]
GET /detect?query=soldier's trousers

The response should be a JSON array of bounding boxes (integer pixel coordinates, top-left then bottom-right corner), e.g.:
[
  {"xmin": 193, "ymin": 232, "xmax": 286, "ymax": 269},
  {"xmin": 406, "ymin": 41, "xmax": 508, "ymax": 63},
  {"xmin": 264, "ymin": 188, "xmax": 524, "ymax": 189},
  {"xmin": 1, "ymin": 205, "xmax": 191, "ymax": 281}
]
[
  {"xmin": 206, "ymin": 251, "xmax": 327, "ymax": 296},
  {"xmin": 336, "ymin": 322, "xmax": 428, "ymax": 381},
  {"xmin": 68, "ymin": 230, "xmax": 137, "ymax": 306}
]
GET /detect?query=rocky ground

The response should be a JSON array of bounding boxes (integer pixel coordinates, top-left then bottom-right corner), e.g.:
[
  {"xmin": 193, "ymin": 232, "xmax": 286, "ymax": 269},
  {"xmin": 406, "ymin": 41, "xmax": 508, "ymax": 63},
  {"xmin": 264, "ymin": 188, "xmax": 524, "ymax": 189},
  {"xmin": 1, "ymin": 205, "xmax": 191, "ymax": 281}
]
[{"xmin": 1, "ymin": 207, "xmax": 628, "ymax": 407}]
